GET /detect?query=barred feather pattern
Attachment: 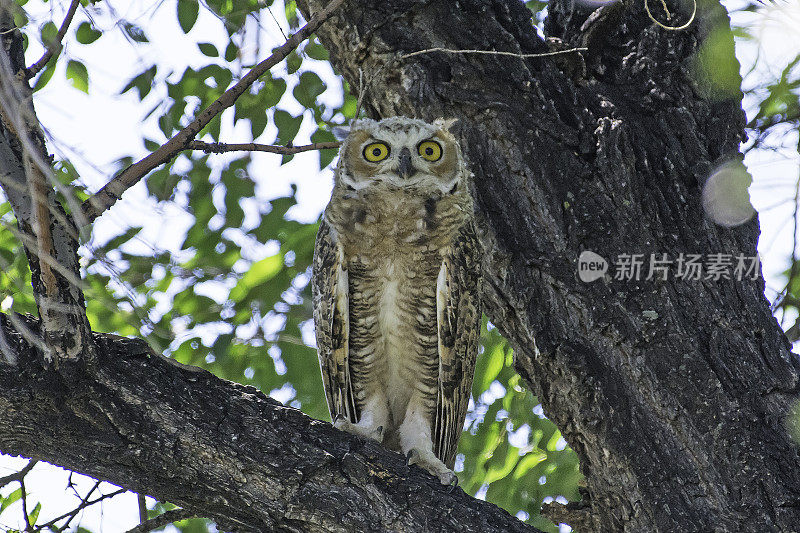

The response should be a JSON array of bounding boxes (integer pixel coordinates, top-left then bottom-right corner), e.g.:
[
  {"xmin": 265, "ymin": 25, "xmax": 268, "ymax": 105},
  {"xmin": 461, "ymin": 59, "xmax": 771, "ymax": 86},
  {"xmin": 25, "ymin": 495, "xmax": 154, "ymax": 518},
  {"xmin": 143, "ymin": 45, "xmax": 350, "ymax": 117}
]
[{"xmin": 311, "ymin": 117, "xmax": 481, "ymax": 476}]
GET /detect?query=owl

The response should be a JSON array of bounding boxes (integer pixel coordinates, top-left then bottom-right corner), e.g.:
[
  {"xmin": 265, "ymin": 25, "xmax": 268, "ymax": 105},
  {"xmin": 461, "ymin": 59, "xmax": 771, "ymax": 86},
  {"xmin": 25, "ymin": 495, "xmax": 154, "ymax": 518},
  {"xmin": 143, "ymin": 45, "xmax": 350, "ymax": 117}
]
[{"xmin": 312, "ymin": 116, "xmax": 481, "ymax": 485}]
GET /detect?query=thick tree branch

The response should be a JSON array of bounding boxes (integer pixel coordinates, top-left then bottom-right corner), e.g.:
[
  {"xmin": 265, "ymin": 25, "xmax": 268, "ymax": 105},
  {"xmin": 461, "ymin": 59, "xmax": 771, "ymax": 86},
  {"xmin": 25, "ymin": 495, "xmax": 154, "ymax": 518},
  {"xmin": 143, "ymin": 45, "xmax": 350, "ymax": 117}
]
[
  {"xmin": 80, "ymin": 0, "xmax": 346, "ymax": 225},
  {"xmin": 24, "ymin": 0, "xmax": 80, "ymax": 79},
  {"xmin": 0, "ymin": 314, "xmax": 539, "ymax": 533}
]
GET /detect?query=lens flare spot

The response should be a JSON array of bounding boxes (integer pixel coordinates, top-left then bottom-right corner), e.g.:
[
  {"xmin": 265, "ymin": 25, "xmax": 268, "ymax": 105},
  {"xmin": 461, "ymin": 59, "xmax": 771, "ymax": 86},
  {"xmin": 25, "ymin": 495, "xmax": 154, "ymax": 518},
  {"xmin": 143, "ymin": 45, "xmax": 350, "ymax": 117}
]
[{"xmin": 702, "ymin": 160, "xmax": 755, "ymax": 227}]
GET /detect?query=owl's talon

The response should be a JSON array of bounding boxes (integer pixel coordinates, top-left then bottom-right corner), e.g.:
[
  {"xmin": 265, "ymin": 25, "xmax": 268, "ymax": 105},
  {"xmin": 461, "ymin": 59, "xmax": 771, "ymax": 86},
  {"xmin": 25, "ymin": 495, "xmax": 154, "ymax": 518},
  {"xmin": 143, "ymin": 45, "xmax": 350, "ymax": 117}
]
[
  {"xmin": 404, "ymin": 446, "xmax": 457, "ymax": 485},
  {"xmin": 406, "ymin": 449, "xmax": 420, "ymax": 466},
  {"xmin": 373, "ymin": 425, "xmax": 385, "ymax": 442},
  {"xmin": 446, "ymin": 475, "xmax": 459, "ymax": 491}
]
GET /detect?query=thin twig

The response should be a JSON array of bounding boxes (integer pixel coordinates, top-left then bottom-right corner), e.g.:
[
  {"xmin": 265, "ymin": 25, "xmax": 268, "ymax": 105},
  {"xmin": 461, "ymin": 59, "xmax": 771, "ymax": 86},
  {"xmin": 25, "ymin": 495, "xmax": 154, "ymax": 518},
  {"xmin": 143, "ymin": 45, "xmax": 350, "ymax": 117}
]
[
  {"xmin": 265, "ymin": 5, "xmax": 288, "ymax": 41},
  {"xmin": 55, "ymin": 480, "xmax": 101, "ymax": 533},
  {"xmin": 20, "ymin": 478, "xmax": 32, "ymax": 532},
  {"xmin": 399, "ymin": 46, "xmax": 588, "ymax": 61},
  {"xmin": 644, "ymin": 0, "xmax": 697, "ymax": 31},
  {"xmin": 354, "ymin": 67, "xmax": 365, "ymax": 121},
  {"xmin": 351, "ymin": 46, "xmax": 589, "ymax": 120},
  {"xmin": 80, "ymin": 0, "xmax": 346, "ymax": 225},
  {"xmin": 125, "ymin": 509, "xmax": 197, "ymax": 533},
  {"xmin": 137, "ymin": 494, "xmax": 147, "ymax": 525},
  {"xmin": 35, "ymin": 487, "xmax": 126, "ymax": 530},
  {"xmin": 24, "ymin": 0, "xmax": 81, "ymax": 79},
  {"xmin": 188, "ymin": 140, "xmax": 340, "ymax": 155},
  {"xmin": 0, "ymin": 460, "xmax": 38, "ymax": 488}
]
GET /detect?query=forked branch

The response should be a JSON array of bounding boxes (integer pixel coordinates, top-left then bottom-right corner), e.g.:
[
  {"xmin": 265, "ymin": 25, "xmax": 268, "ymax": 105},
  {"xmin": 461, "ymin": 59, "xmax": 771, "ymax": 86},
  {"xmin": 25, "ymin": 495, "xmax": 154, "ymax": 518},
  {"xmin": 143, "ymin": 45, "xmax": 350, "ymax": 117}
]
[{"xmin": 24, "ymin": 0, "xmax": 81, "ymax": 79}]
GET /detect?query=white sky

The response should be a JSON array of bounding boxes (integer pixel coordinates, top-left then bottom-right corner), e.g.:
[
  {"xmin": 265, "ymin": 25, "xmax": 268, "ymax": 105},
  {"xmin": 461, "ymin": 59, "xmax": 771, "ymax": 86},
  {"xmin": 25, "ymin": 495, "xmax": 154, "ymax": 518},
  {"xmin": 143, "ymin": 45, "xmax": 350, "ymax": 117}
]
[{"xmin": 2, "ymin": 0, "xmax": 800, "ymax": 531}]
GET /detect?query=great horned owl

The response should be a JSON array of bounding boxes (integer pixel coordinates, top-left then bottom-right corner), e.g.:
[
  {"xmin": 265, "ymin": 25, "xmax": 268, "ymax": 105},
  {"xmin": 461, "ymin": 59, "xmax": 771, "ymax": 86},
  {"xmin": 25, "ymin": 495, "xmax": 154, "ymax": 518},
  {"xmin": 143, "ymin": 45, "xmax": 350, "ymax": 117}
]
[{"xmin": 312, "ymin": 116, "xmax": 481, "ymax": 485}]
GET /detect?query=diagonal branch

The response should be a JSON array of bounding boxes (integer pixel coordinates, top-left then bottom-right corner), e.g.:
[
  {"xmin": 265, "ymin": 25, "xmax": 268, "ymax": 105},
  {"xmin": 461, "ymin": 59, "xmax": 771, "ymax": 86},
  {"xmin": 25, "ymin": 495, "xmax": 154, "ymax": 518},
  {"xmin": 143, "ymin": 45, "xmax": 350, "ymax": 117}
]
[
  {"xmin": 0, "ymin": 313, "xmax": 540, "ymax": 533},
  {"xmin": 49, "ymin": 480, "xmax": 101, "ymax": 532},
  {"xmin": 80, "ymin": 0, "xmax": 346, "ymax": 225},
  {"xmin": 34, "ymin": 486, "xmax": 127, "ymax": 531},
  {"xmin": 24, "ymin": 0, "xmax": 81, "ymax": 79}
]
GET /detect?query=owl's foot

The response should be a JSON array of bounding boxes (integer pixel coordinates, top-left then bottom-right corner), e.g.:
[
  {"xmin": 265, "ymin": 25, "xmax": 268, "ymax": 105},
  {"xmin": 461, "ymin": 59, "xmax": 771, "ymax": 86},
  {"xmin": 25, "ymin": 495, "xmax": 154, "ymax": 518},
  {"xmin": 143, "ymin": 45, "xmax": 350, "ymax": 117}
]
[
  {"xmin": 333, "ymin": 417, "xmax": 385, "ymax": 443},
  {"xmin": 406, "ymin": 447, "xmax": 458, "ymax": 486}
]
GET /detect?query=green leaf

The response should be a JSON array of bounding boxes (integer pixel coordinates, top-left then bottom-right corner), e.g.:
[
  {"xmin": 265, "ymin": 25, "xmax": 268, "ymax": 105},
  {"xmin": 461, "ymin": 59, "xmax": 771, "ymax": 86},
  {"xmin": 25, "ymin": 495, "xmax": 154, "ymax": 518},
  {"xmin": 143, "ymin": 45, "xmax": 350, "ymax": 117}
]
[
  {"xmin": 513, "ymin": 449, "xmax": 547, "ymax": 479},
  {"xmin": 102, "ymin": 227, "xmax": 143, "ymax": 252},
  {"xmin": 693, "ymin": 26, "xmax": 741, "ymax": 100},
  {"xmin": 305, "ymin": 40, "xmax": 329, "ymax": 61},
  {"xmin": 483, "ymin": 443, "xmax": 521, "ymax": 485},
  {"xmin": 13, "ymin": 10, "xmax": 29, "ymax": 31},
  {"xmin": 31, "ymin": 56, "xmax": 57, "ymax": 92},
  {"xmin": 274, "ymin": 110, "xmax": 303, "ymax": 164},
  {"xmin": 198, "ymin": 42, "xmax": 218, "ymax": 57},
  {"xmin": 293, "ymin": 71, "xmax": 325, "ymax": 108},
  {"xmin": 40, "ymin": 21, "xmax": 57, "ymax": 46},
  {"xmin": 0, "ymin": 488, "xmax": 21, "ymax": 514},
  {"xmin": 66, "ymin": 60, "xmax": 89, "ymax": 93},
  {"xmin": 121, "ymin": 21, "xmax": 149, "ymax": 43},
  {"xmin": 286, "ymin": 51, "xmax": 301, "ymax": 74},
  {"xmin": 225, "ymin": 41, "xmax": 238, "ymax": 62},
  {"xmin": 285, "ymin": 0, "xmax": 300, "ymax": 28},
  {"xmin": 310, "ymin": 129, "xmax": 338, "ymax": 169},
  {"xmin": 28, "ymin": 502, "xmax": 41, "ymax": 525},
  {"xmin": 229, "ymin": 253, "xmax": 284, "ymax": 302},
  {"xmin": 120, "ymin": 65, "xmax": 157, "ymax": 99},
  {"xmin": 75, "ymin": 21, "xmax": 101, "ymax": 44},
  {"xmin": 177, "ymin": 0, "xmax": 200, "ymax": 33}
]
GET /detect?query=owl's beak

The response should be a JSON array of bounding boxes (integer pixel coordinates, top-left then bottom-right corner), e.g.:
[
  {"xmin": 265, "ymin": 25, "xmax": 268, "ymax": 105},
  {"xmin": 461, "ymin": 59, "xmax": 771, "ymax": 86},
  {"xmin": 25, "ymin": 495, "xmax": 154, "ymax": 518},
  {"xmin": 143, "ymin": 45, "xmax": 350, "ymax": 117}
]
[{"xmin": 397, "ymin": 147, "xmax": 416, "ymax": 179}]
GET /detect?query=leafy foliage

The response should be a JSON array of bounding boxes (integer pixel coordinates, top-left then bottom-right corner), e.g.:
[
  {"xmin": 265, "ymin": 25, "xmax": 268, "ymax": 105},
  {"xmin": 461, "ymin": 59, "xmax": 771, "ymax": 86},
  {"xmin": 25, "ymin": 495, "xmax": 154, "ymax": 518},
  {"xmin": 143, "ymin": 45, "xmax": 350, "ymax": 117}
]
[{"xmin": 458, "ymin": 323, "xmax": 581, "ymax": 531}]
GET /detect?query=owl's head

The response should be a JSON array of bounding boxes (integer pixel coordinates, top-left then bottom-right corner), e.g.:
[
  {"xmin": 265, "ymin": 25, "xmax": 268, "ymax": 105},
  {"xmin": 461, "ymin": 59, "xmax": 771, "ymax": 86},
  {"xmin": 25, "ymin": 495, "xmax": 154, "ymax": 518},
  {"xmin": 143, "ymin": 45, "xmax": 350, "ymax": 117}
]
[{"xmin": 335, "ymin": 117, "xmax": 464, "ymax": 195}]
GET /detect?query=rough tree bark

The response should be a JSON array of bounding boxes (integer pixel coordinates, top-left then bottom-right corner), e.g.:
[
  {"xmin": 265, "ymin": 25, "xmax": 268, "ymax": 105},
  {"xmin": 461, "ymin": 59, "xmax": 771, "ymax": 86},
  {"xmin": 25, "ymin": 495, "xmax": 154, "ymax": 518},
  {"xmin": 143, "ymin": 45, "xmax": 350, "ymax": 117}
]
[{"xmin": 298, "ymin": 0, "xmax": 800, "ymax": 531}]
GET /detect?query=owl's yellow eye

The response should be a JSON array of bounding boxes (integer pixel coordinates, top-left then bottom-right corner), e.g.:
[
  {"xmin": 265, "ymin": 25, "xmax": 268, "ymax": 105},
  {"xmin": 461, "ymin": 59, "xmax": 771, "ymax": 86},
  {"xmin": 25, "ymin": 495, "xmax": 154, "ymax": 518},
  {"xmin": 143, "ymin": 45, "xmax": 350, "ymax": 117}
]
[
  {"xmin": 418, "ymin": 140, "xmax": 442, "ymax": 162},
  {"xmin": 363, "ymin": 142, "xmax": 390, "ymax": 162}
]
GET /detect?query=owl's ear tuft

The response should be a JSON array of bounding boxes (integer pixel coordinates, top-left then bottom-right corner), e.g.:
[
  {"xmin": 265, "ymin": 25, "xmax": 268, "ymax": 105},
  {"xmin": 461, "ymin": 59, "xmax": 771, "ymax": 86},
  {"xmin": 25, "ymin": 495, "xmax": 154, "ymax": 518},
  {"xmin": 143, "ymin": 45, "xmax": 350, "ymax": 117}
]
[
  {"xmin": 332, "ymin": 126, "xmax": 351, "ymax": 141},
  {"xmin": 434, "ymin": 117, "xmax": 459, "ymax": 132}
]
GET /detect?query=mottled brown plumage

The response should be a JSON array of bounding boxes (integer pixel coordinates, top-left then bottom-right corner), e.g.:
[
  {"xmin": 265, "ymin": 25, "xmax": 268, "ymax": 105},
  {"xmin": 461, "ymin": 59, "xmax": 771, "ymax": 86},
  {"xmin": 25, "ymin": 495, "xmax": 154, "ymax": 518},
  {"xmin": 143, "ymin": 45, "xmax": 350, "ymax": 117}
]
[{"xmin": 312, "ymin": 117, "xmax": 481, "ymax": 484}]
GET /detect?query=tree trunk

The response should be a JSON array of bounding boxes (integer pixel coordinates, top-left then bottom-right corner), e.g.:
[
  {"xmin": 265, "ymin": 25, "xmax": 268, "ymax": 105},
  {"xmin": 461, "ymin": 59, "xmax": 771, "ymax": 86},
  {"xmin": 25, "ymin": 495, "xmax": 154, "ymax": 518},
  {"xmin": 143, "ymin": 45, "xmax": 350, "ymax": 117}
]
[{"xmin": 300, "ymin": 0, "xmax": 800, "ymax": 531}]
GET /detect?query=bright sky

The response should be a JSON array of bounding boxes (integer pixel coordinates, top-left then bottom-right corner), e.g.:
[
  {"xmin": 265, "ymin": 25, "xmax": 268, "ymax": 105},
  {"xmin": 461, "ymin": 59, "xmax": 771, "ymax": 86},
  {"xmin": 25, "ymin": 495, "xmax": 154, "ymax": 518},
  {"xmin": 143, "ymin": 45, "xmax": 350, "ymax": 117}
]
[{"xmin": 1, "ymin": 0, "xmax": 799, "ymax": 531}]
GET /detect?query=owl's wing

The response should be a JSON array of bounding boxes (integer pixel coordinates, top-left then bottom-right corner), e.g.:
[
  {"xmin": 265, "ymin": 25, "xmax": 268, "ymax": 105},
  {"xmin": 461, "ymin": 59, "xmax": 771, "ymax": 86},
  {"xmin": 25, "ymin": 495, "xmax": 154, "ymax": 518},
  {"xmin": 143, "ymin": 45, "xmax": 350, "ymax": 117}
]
[
  {"xmin": 312, "ymin": 219, "xmax": 359, "ymax": 423},
  {"xmin": 434, "ymin": 221, "xmax": 482, "ymax": 469}
]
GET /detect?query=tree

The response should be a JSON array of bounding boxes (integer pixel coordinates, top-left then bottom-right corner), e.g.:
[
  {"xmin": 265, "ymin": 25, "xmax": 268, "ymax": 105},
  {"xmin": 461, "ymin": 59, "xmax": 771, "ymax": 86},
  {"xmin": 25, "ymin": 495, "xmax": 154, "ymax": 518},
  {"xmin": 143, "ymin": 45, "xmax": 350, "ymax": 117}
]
[{"xmin": 0, "ymin": 0, "xmax": 799, "ymax": 532}]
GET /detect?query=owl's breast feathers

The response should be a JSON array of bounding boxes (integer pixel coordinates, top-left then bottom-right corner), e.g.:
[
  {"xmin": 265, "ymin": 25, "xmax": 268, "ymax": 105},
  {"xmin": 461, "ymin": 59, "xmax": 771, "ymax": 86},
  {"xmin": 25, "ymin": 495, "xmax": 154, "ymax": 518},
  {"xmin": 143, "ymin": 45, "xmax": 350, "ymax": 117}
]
[{"xmin": 325, "ymin": 183, "xmax": 471, "ymax": 256}]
